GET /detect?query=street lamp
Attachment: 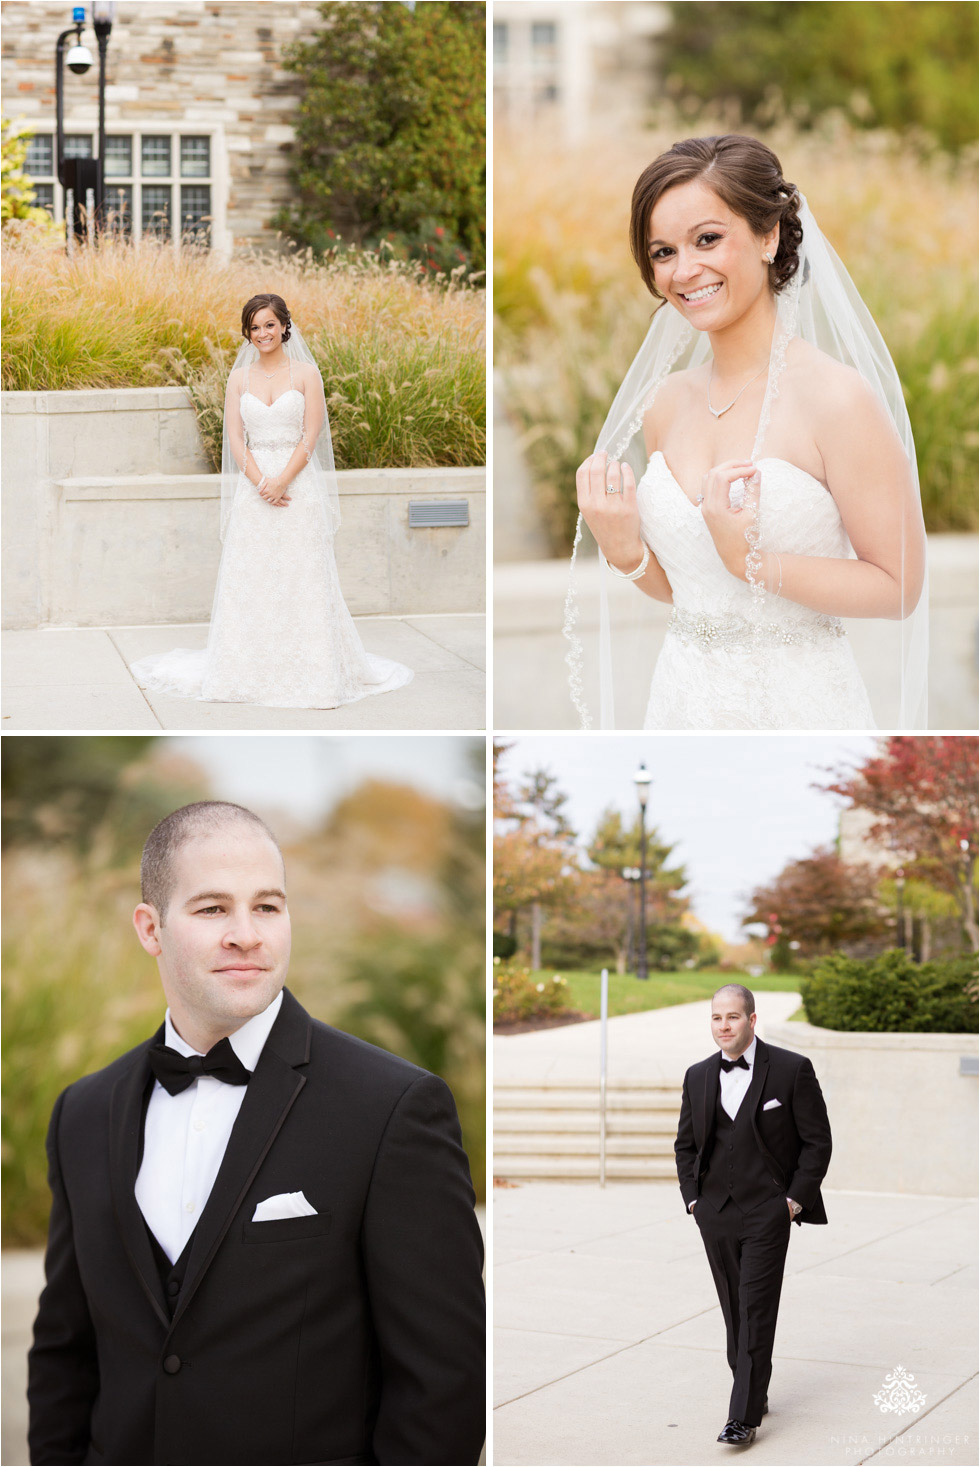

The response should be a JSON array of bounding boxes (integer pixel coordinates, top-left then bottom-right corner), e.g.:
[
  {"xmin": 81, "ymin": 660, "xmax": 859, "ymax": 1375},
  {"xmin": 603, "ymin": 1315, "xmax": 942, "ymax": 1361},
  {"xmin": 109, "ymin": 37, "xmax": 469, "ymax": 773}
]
[
  {"xmin": 56, "ymin": 7, "xmax": 95, "ymax": 246},
  {"xmin": 621, "ymin": 866, "xmax": 641, "ymax": 972},
  {"xmin": 894, "ymin": 866, "xmax": 906, "ymax": 954},
  {"xmin": 92, "ymin": 2, "xmax": 116, "ymax": 225},
  {"xmin": 633, "ymin": 762, "xmax": 652, "ymax": 980}
]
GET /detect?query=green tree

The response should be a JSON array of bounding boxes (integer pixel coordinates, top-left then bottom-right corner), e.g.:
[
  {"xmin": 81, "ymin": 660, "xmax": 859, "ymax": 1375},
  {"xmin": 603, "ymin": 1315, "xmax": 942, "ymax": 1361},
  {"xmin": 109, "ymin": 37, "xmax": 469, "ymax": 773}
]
[
  {"xmin": 1, "ymin": 117, "xmax": 60, "ymax": 231},
  {"xmin": 660, "ymin": 2, "xmax": 978, "ymax": 151},
  {"xmin": 0, "ymin": 737, "xmax": 208, "ymax": 859},
  {"xmin": 275, "ymin": 1, "xmax": 485, "ymax": 272}
]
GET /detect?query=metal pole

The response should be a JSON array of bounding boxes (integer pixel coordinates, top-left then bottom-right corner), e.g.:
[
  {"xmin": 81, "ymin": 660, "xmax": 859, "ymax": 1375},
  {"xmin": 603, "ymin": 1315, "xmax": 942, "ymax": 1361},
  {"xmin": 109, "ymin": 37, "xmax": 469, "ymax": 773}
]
[
  {"xmin": 637, "ymin": 805, "xmax": 649, "ymax": 980},
  {"xmin": 599, "ymin": 966, "xmax": 608, "ymax": 1187},
  {"xmin": 96, "ymin": 30, "xmax": 108, "ymax": 224}
]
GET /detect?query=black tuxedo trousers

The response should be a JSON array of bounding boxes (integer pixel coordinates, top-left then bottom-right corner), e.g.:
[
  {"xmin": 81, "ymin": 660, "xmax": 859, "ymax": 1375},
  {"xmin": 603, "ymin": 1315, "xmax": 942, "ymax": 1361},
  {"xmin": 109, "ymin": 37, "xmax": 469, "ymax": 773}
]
[
  {"xmin": 27, "ymin": 989, "xmax": 486, "ymax": 1466},
  {"xmin": 675, "ymin": 1039, "xmax": 832, "ymax": 1427}
]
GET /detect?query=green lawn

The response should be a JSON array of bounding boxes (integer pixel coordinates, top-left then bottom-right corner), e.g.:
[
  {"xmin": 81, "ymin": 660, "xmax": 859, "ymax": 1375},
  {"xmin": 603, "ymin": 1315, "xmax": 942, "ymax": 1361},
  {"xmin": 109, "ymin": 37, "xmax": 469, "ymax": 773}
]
[{"xmin": 530, "ymin": 968, "xmax": 802, "ymax": 1019}]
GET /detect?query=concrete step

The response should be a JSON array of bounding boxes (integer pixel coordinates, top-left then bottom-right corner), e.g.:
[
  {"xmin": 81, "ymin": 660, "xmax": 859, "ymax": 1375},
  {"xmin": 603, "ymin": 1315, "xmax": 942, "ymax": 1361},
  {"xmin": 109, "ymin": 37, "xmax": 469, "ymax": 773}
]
[
  {"xmin": 493, "ymin": 1085, "xmax": 682, "ymax": 1112},
  {"xmin": 492, "ymin": 1155, "xmax": 678, "ymax": 1180},
  {"xmin": 494, "ymin": 1133, "xmax": 675, "ymax": 1157},
  {"xmin": 493, "ymin": 1110, "xmax": 678, "ymax": 1135}
]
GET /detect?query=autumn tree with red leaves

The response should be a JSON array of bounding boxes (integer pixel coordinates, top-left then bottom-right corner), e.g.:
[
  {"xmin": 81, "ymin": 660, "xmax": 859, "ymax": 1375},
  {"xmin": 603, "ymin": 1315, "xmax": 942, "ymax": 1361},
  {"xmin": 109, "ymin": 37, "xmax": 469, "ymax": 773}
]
[
  {"xmin": 822, "ymin": 737, "xmax": 978, "ymax": 952},
  {"xmin": 744, "ymin": 846, "xmax": 887, "ymax": 960}
]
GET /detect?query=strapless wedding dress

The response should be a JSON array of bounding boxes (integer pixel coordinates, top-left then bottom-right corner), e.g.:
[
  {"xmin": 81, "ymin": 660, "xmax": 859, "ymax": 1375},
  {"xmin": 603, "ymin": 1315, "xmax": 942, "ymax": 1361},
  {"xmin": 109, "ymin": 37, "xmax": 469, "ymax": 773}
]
[
  {"xmin": 637, "ymin": 453, "xmax": 875, "ymax": 730},
  {"xmin": 131, "ymin": 388, "xmax": 412, "ymax": 709}
]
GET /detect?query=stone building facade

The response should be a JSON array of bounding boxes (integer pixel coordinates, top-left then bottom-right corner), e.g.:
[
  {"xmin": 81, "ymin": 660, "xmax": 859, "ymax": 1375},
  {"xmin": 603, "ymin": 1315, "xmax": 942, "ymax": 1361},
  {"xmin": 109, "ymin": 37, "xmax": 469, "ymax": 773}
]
[
  {"xmin": 1, "ymin": 0, "xmax": 317, "ymax": 252},
  {"xmin": 492, "ymin": 0, "xmax": 668, "ymax": 141}
]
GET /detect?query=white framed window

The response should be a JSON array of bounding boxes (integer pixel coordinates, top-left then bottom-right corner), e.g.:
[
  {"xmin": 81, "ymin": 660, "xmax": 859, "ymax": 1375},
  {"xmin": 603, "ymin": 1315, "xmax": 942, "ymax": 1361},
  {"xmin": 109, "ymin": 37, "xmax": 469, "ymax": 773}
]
[{"xmin": 23, "ymin": 126, "xmax": 224, "ymax": 248}]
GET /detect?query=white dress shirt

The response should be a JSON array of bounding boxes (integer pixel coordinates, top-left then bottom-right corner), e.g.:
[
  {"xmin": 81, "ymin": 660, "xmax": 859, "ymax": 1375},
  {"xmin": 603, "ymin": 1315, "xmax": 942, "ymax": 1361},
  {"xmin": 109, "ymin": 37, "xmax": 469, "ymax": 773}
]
[
  {"xmin": 135, "ymin": 991, "xmax": 283, "ymax": 1263},
  {"xmin": 718, "ymin": 1035, "xmax": 757, "ymax": 1120}
]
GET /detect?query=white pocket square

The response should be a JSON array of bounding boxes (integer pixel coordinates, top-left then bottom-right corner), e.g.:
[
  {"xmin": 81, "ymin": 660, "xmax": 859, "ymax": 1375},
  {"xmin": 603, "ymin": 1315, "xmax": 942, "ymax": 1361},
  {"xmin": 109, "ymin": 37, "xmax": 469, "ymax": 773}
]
[
  {"xmin": 763, "ymin": 1098, "xmax": 782, "ymax": 1111},
  {"xmin": 251, "ymin": 1190, "xmax": 318, "ymax": 1222}
]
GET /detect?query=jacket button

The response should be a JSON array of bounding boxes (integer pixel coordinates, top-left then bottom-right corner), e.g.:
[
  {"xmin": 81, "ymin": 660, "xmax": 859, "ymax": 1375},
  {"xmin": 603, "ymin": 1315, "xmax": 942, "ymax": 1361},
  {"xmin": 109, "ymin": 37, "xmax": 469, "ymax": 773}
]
[
  {"xmin": 163, "ymin": 1355, "xmax": 182, "ymax": 1374},
  {"xmin": 167, "ymin": 1280, "xmax": 180, "ymax": 1297}
]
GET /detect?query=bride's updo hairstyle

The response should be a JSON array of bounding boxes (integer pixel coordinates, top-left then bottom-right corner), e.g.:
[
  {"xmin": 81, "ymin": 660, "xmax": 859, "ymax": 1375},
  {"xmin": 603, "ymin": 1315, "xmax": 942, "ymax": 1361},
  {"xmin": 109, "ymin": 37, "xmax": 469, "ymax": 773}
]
[
  {"xmin": 629, "ymin": 134, "xmax": 804, "ymax": 301},
  {"xmin": 241, "ymin": 292, "xmax": 292, "ymax": 343}
]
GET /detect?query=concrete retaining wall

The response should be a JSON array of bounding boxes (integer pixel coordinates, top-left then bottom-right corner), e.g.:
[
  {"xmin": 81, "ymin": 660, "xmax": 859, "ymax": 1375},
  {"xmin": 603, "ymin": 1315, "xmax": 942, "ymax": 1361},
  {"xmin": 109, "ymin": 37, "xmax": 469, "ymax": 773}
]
[
  {"xmin": 2, "ymin": 389, "xmax": 485, "ymax": 626},
  {"xmin": 767, "ymin": 1020, "xmax": 978, "ymax": 1198}
]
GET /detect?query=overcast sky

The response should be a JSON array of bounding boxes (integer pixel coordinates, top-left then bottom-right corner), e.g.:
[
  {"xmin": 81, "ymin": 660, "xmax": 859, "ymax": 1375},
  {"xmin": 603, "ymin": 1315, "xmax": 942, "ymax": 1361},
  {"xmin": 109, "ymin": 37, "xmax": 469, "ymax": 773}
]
[
  {"xmin": 169, "ymin": 736, "xmax": 484, "ymax": 824},
  {"xmin": 497, "ymin": 735, "xmax": 876, "ymax": 940}
]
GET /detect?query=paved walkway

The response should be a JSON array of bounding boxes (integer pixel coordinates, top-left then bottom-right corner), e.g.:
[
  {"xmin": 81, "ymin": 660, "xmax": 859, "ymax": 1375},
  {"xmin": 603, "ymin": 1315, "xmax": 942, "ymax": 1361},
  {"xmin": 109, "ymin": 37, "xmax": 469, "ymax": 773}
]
[
  {"xmin": 494, "ymin": 991, "xmax": 803, "ymax": 1084},
  {"xmin": 494, "ymin": 1182, "xmax": 978, "ymax": 1465},
  {"xmin": 1, "ymin": 614, "xmax": 485, "ymax": 730},
  {"xmin": 493, "ymin": 1001, "xmax": 978, "ymax": 1463}
]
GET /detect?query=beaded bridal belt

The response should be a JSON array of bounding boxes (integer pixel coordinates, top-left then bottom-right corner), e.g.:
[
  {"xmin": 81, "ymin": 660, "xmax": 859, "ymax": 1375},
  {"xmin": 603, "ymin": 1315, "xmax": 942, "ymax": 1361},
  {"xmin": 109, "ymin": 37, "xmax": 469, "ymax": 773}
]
[{"xmin": 667, "ymin": 607, "xmax": 846, "ymax": 650}]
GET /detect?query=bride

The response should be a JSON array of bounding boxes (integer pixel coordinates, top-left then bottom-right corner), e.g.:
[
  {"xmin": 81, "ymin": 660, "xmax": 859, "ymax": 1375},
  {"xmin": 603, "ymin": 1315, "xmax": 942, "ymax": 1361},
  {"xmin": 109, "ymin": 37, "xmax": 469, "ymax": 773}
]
[
  {"xmin": 131, "ymin": 293, "xmax": 413, "ymax": 709},
  {"xmin": 565, "ymin": 135, "xmax": 928, "ymax": 730}
]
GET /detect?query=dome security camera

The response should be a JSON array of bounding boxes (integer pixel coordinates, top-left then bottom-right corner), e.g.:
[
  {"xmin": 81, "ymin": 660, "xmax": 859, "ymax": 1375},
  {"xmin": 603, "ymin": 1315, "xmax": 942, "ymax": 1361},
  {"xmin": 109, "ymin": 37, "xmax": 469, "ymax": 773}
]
[{"xmin": 66, "ymin": 41, "xmax": 93, "ymax": 74}]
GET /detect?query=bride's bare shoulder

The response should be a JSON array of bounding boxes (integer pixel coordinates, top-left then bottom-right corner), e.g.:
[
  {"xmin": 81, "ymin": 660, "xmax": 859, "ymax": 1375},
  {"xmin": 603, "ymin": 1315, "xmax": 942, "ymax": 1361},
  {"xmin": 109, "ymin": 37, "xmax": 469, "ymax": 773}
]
[
  {"xmin": 643, "ymin": 365, "xmax": 704, "ymax": 450},
  {"xmin": 786, "ymin": 339, "xmax": 876, "ymax": 409}
]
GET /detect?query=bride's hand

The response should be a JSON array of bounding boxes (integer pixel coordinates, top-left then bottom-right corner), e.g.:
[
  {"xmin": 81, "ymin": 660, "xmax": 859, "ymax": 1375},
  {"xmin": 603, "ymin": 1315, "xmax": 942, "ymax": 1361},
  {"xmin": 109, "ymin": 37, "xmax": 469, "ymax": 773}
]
[
  {"xmin": 700, "ymin": 461, "xmax": 760, "ymax": 579},
  {"xmin": 258, "ymin": 475, "xmax": 291, "ymax": 507},
  {"xmin": 575, "ymin": 452, "xmax": 646, "ymax": 573}
]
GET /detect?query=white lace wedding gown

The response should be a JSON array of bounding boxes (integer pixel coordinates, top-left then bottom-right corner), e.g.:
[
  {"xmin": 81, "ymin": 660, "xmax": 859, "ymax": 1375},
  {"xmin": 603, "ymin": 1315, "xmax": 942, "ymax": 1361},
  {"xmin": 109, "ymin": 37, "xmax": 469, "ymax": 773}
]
[
  {"xmin": 131, "ymin": 382, "xmax": 412, "ymax": 709},
  {"xmin": 637, "ymin": 453, "xmax": 875, "ymax": 730}
]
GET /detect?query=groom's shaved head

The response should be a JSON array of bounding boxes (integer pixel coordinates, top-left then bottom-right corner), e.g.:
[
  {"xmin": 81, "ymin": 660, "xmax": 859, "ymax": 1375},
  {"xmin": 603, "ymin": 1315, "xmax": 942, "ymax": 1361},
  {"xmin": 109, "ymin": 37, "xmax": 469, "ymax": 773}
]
[
  {"xmin": 712, "ymin": 983, "xmax": 756, "ymax": 1018},
  {"xmin": 141, "ymin": 801, "xmax": 283, "ymax": 919}
]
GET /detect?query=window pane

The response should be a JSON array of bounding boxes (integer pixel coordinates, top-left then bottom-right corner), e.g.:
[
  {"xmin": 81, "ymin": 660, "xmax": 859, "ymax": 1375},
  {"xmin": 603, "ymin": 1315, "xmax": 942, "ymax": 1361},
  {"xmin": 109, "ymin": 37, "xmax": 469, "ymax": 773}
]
[
  {"xmin": 141, "ymin": 184, "xmax": 171, "ymax": 238},
  {"xmin": 180, "ymin": 136, "xmax": 210, "ymax": 178},
  {"xmin": 106, "ymin": 183, "xmax": 133, "ymax": 236},
  {"xmin": 141, "ymin": 135, "xmax": 171, "ymax": 177},
  {"xmin": 180, "ymin": 185, "xmax": 211, "ymax": 243},
  {"xmin": 531, "ymin": 21, "xmax": 557, "ymax": 48},
  {"xmin": 492, "ymin": 22, "xmax": 508, "ymax": 63},
  {"xmin": 104, "ymin": 136, "xmax": 132, "ymax": 178},
  {"xmin": 64, "ymin": 134, "xmax": 93, "ymax": 159},
  {"xmin": 32, "ymin": 183, "xmax": 55, "ymax": 211},
  {"xmin": 25, "ymin": 135, "xmax": 53, "ymax": 175}
]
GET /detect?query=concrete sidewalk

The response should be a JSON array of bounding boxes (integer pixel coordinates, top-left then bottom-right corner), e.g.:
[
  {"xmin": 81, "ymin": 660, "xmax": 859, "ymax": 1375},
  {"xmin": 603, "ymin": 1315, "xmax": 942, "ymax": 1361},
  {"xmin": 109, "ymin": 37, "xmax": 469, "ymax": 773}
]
[
  {"xmin": 1, "ymin": 614, "xmax": 485, "ymax": 730},
  {"xmin": 493, "ymin": 1182, "xmax": 978, "ymax": 1465},
  {"xmin": 494, "ymin": 991, "xmax": 803, "ymax": 1085}
]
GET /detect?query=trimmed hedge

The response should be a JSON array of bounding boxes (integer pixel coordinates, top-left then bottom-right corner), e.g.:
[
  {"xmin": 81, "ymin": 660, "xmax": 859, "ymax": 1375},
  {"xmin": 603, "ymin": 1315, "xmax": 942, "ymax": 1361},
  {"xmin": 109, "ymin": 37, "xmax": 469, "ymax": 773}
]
[{"xmin": 799, "ymin": 950, "xmax": 978, "ymax": 1033}]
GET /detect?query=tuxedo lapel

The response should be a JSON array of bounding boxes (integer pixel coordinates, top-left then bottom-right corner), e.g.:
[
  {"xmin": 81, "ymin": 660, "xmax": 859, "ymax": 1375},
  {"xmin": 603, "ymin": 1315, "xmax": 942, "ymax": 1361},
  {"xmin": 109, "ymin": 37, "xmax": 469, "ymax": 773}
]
[
  {"xmin": 747, "ymin": 1038, "xmax": 782, "ymax": 1177},
  {"xmin": 109, "ymin": 1029, "xmax": 170, "ymax": 1329},
  {"xmin": 700, "ymin": 1052, "xmax": 721, "ymax": 1156},
  {"xmin": 168, "ymin": 988, "xmax": 312, "ymax": 1332}
]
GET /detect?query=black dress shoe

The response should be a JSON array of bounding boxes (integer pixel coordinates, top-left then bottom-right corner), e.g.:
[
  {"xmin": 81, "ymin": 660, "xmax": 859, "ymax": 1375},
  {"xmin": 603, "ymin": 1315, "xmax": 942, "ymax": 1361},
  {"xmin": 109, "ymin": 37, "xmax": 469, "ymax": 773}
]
[{"xmin": 717, "ymin": 1419, "xmax": 757, "ymax": 1444}]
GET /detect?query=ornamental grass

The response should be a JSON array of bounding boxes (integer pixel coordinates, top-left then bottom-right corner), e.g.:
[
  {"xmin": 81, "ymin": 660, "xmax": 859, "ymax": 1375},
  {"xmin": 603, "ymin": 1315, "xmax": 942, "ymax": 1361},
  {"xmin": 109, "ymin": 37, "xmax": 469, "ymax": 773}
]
[
  {"xmin": 1, "ymin": 230, "xmax": 485, "ymax": 470},
  {"xmin": 495, "ymin": 108, "xmax": 978, "ymax": 550}
]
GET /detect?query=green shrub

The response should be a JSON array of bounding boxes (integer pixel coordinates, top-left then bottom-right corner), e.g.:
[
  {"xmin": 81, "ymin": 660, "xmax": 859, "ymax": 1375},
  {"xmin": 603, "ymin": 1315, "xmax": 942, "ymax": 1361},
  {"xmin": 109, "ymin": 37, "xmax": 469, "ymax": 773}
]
[
  {"xmin": 799, "ymin": 949, "xmax": 978, "ymax": 1032},
  {"xmin": 492, "ymin": 960, "xmax": 570, "ymax": 1025},
  {"xmin": 492, "ymin": 930, "xmax": 517, "ymax": 960}
]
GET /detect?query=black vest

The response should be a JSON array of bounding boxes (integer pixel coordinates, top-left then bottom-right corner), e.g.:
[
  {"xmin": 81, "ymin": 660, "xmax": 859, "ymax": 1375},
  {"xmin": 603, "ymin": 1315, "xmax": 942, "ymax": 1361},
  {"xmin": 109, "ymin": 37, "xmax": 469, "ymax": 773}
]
[
  {"xmin": 137, "ymin": 1075, "xmax": 197, "ymax": 1320},
  {"xmin": 701, "ymin": 1085, "xmax": 784, "ymax": 1213}
]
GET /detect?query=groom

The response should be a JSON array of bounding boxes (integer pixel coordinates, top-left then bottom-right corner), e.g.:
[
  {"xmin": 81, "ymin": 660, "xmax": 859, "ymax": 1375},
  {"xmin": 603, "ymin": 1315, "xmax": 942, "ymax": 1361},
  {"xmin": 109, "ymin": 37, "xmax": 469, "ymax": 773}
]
[
  {"xmin": 674, "ymin": 984, "xmax": 832, "ymax": 1446},
  {"xmin": 28, "ymin": 801, "xmax": 485, "ymax": 1466}
]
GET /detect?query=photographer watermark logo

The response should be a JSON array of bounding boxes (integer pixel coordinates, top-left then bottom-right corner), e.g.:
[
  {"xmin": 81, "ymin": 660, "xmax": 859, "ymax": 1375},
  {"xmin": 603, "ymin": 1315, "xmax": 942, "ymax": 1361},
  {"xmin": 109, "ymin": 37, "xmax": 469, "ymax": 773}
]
[{"xmin": 873, "ymin": 1365, "xmax": 927, "ymax": 1416}]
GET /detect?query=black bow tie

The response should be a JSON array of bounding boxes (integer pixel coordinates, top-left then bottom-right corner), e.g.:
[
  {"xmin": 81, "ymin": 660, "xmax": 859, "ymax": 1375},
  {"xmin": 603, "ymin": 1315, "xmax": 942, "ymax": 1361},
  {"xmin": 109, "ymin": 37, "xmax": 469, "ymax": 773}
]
[
  {"xmin": 720, "ymin": 1055, "xmax": 750, "ymax": 1073},
  {"xmin": 148, "ymin": 1037, "xmax": 252, "ymax": 1096}
]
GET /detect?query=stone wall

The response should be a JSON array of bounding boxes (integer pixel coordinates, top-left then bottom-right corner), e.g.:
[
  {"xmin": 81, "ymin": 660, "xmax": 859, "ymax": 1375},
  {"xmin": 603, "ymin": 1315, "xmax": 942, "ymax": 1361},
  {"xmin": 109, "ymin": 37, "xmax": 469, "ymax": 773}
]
[
  {"xmin": 767, "ymin": 1020, "xmax": 978, "ymax": 1197},
  {"xmin": 1, "ymin": 0, "xmax": 311, "ymax": 247},
  {"xmin": 2, "ymin": 388, "xmax": 486, "ymax": 626}
]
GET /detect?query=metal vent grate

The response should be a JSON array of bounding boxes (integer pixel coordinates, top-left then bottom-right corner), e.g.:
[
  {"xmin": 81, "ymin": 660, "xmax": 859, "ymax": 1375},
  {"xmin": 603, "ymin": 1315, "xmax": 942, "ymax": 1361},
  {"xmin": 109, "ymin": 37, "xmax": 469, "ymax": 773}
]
[
  {"xmin": 408, "ymin": 499, "xmax": 469, "ymax": 528},
  {"xmin": 960, "ymin": 1056, "xmax": 978, "ymax": 1076}
]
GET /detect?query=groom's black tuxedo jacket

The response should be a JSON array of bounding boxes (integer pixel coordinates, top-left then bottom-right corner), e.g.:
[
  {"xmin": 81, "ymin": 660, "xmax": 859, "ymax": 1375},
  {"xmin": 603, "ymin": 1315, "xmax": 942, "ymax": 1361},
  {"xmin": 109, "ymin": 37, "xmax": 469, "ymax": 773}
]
[
  {"xmin": 27, "ymin": 988, "xmax": 485, "ymax": 1466},
  {"xmin": 674, "ymin": 1037, "xmax": 832, "ymax": 1225}
]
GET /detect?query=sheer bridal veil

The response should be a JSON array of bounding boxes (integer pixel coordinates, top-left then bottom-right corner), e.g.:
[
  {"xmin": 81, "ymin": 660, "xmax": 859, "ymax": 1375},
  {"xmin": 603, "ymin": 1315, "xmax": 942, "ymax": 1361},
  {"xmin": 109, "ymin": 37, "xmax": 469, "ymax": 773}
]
[{"xmin": 563, "ymin": 177, "xmax": 929, "ymax": 731}]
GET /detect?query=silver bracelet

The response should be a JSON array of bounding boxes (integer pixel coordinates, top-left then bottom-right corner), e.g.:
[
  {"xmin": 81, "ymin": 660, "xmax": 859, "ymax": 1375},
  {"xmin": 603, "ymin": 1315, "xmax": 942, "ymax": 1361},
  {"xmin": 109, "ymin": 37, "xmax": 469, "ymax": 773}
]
[{"xmin": 606, "ymin": 544, "xmax": 650, "ymax": 582}]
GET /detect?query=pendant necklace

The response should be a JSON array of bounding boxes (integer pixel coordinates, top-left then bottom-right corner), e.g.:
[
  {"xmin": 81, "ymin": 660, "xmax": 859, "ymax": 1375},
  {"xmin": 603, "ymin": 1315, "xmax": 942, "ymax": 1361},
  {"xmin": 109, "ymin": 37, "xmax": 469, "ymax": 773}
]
[{"xmin": 707, "ymin": 362, "xmax": 768, "ymax": 419}]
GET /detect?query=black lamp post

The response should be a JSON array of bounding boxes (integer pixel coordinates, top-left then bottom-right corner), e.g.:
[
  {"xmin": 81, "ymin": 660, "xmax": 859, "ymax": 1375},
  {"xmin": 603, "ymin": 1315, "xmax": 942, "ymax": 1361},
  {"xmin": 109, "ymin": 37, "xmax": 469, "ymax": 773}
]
[
  {"xmin": 55, "ymin": 6, "xmax": 95, "ymax": 244},
  {"xmin": 633, "ymin": 763, "xmax": 652, "ymax": 980},
  {"xmin": 895, "ymin": 866, "xmax": 906, "ymax": 954},
  {"xmin": 621, "ymin": 866, "xmax": 640, "ymax": 972},
  {"xmin": 92, "ymin": 2, "xmax": 116, "ymax": 225}
]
